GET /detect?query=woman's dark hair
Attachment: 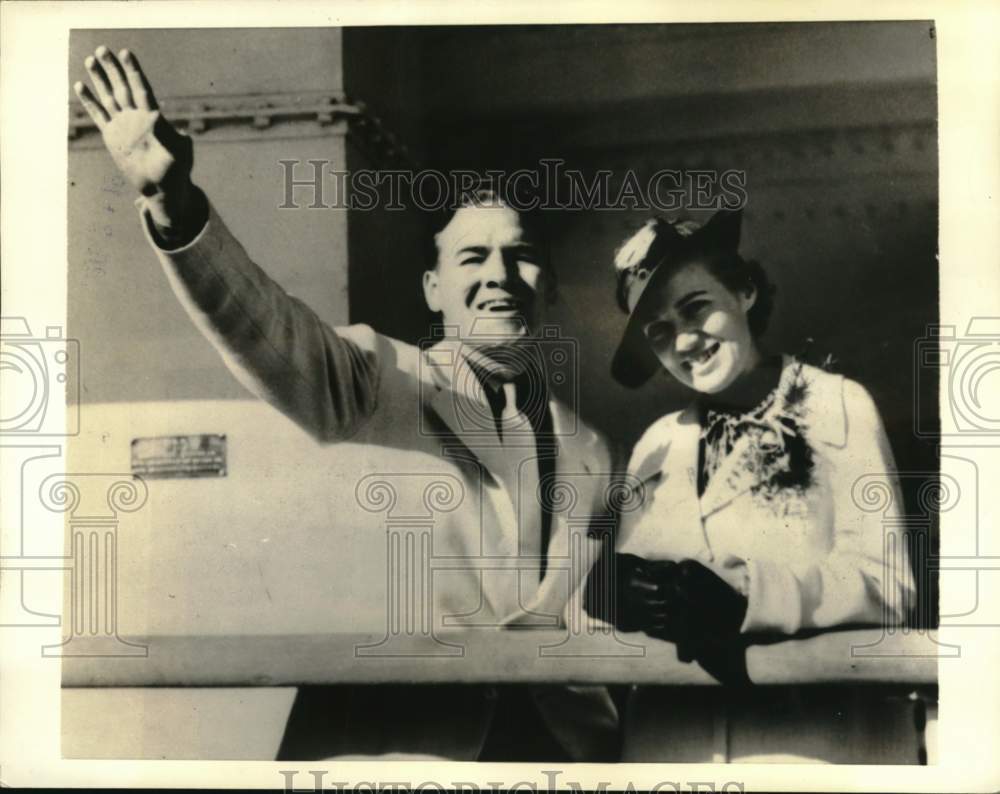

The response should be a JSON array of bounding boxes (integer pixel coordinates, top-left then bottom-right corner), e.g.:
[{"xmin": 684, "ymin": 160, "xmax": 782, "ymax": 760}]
[{"xmin": 700, "ymin": 249, "xmax": 777, "ymax": 338}]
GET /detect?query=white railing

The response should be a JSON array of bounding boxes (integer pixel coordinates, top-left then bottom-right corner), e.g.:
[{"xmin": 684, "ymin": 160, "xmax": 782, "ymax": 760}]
[{"xmin": 61, "ymin": 627, "xmax": 939, "ymax": 687}]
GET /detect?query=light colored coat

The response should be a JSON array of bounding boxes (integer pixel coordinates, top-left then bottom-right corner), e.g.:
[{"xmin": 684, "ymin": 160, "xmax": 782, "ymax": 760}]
[
  {"xmin": 616, "ymin": 357, "xmax": 920, "ymax": 763},
  {"xmin": 139, "ymin": 200, "xmax": 618, "ymax": 760},
  {"xmin": 617, "ymin": 357, "xmax": 916, "ymax": 635}
]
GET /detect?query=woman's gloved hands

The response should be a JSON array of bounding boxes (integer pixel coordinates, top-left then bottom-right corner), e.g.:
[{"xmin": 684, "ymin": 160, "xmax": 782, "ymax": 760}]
[
  {"xmin": 607, "ymin": 553, "xmax": 684, "ymax": 637},
  {"xmin": 670, "ymin": 558, "xmax": 749, "ymax": 646},
  {"xmin": 583, "ymin": 553, "xmax": 751, "ymax": 683}
]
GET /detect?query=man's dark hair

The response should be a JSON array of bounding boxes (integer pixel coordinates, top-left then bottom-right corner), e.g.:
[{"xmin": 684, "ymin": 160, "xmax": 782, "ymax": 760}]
[{"xmin": 423, "ymin": 178, "xmax": 553, "ymax": 280}]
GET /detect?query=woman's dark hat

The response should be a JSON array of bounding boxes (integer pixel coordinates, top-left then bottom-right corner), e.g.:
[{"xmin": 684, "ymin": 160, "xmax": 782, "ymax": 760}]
[{"xmin": 611, "ymin": 209, "xmax": 744, "ymax": 388}]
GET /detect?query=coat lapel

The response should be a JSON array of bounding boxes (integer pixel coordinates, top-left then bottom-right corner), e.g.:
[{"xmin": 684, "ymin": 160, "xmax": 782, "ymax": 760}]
[
  {"xmin": 423, "ymin": 339, "xmax": 511, "ymax": 487},
  {"xmin": 698, "ymin": 432, "xmax": 758, "ymax": 519},
  {"xmin": 624, "ymin": 358, "xmax": 849, "ymax": 562},
  {"xmin": 424, "ymin": 340, "xmax": 565, "ymax": 619},
  {"xmin": 617, "ymin": 407, "xmax": 708, "ymax": 561},
  {"xmin": 421, "ymin": 343, "xmax": 613, "ymax": 622},
  {"xmin": 654, "ymin": 408, "xmax": 705, "ymax": 552},
  {"xmin": 698, "ymin": 355, "xmax": 818, "ymax": 519},
  {"xmin": 545, "ymin": 397, "xmax": 598, "ymax": 561},
  {"xmin": 502, "ymin": 398, "xmax": 603, "ymax": 625}
]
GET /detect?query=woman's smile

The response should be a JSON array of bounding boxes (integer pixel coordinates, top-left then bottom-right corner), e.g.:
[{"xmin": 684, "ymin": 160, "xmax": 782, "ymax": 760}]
[
  {"xmin": 638, "ymin": 262, "xmax": 759, "ymax": 395},
  {"xmin": 682, "ymin": 341, "xmax": 721, "ymax": 372}
]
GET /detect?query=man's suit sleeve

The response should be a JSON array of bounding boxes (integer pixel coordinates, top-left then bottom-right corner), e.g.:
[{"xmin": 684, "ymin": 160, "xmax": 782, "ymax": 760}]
[
  {"xmin": 137, "ymin": 198, "xmax": 382, "ymax": 442},
  {"xmin": 740, "ymin": 378, "xmax": 918, "ymax": 634}
]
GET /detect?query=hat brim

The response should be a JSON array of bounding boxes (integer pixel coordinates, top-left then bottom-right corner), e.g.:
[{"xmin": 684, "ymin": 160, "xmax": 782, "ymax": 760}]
[
  {"xmin": 610, "ymin": 264, "xmax": 671, "ymax": 388},
  {"xmin": 610, "ymin": 208, "xmax": 744, "ymax": 388}
]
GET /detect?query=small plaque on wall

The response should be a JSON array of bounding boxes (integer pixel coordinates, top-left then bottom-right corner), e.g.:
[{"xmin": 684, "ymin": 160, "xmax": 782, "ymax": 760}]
[{"xmin": 130, "ymin": 434, "xmax": 227, "ymax": 479}]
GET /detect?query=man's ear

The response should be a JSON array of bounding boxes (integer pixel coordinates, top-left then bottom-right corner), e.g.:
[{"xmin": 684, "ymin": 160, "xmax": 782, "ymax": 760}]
[
  {"xmin": 740, "ymin": 283, "xmax": 757, "ymax": 314},
  {"xmin": 422, "ymin": 268, "xmax": 441, "ymax": 313}
]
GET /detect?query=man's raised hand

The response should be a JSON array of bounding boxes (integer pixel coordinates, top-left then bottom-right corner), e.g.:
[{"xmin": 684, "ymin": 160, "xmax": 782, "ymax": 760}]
[{"xmin": 75, "ymin": 46, "xmax": 204, "ymax": 242}]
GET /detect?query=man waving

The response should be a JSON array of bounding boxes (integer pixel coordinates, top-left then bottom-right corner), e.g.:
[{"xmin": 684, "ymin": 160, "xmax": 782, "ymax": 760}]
[{"xmin": 76, "ymin": 46, "xmax": 619, "ymax": 762}]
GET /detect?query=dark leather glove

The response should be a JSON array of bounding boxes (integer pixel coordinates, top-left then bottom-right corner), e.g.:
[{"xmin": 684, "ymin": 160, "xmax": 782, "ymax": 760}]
[
  {"xmin": 584, "ymin": 554, "xmax": 752, "ymax": 684},
  {"xmin": 583, "ymin": 552, "xmax": 686, "ymax": 639},
  {"xmin": 671, "ymin": 559, "xmax": 748, "ymax": 640},
  {"xmin": 668, "ymin": 559, "xmax": 751, "ymax": 684}
]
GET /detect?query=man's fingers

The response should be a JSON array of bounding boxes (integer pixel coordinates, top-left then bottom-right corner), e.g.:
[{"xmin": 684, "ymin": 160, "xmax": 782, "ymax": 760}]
[
  {"xmin": 73, "ymin": 82, "xmax": 109, "ymax": 128},
  {"xmin": 84, "ymin": 54, "xmax": 120, "ymax": 115},
  {"xmin": 119, "ymin": 49, "xmax": 159, "ymax": 111},
  {"xmin": 95, "ymin": 46, "xmax": 134, "ymax": 110}
]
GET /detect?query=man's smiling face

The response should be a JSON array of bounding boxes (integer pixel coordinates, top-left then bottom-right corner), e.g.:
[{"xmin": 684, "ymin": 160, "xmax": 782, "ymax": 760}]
[{"xmin": 423, "ymin": 203, "xmax": 548, "ymax": 347}]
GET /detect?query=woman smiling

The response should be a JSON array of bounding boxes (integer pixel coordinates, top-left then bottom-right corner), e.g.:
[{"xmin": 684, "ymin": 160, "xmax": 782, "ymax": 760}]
[{"xmin": 587, "ymin": 209, "xmax": 918, "ymax": 761}]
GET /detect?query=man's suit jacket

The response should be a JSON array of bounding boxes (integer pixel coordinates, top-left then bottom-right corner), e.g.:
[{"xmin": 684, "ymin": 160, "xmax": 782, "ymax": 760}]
[{"xmin": 138, "ymin": 200, "xmax": 619, "ymax": 760}]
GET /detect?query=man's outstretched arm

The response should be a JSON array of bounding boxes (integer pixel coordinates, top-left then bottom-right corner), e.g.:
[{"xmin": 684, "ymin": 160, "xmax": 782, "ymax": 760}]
[{"xmin": 76, "ymin": 46, "xmax": 382, "ymax": 441}]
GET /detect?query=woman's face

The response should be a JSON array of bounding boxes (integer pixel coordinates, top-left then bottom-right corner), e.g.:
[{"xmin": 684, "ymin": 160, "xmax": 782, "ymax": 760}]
[{"xmin": 639, "ymin": 261, "xmax": 759, "ymax": 394}]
